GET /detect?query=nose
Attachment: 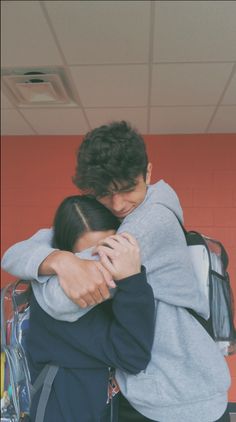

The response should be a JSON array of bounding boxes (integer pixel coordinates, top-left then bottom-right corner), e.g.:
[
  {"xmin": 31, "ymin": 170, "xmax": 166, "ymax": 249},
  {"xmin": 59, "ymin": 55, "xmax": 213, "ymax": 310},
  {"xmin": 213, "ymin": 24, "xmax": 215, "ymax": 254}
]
[{"xmin": 111, "ymin": 193, "xmax": 126, "ymax": 212}]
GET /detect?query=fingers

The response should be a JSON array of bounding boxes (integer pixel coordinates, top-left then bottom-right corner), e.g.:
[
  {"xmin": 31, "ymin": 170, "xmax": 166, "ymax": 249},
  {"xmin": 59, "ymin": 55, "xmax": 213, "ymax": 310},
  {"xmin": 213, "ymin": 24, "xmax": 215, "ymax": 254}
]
[
  {"xmin": 72, "ymin": 261, "xmax": 112, "ymax": 306},
  {"xmin": 100, "ymin": 237, "xmax": 124, "ymax": 251},
  {"xmin": 57, "ymin": 257, "xmax": 113, "ymax": 308},
  {"xmin": 92, "ymin": 232, "xmax": 140, "ymax": 281},
  {"xmin": 94, "ymin": 260, "xmax": 116, "ymax": 288},
  {"xmin": 98, "ymin": 251, "xmax": 116, "ymax": 275},
  {"xmin": 96, "ymin": 232, "xmax": 138, "ymax": 249},
  {"xmin": 75, "ymin": 282, "xmax": 111, "ymax": 308},
  {"xmin": 105, "ymin": 278, "xmax": 116, "ymax": 288},
  {"xmin": 77, "ymin": 295, "xmax": 96, "ymax": 308},
  {"xmin": 96, "ymin": 245, "xmax": 117, "ymax": 261},
  {"xmin": 77, "ymin": 299, "xmax": 88, "ymax": 308},
  {"xmin": 95, "ymin": 261, "xmax": 116, "ymax": 288},
  {"xmin": 94, "ymin": 235, "xmax": 139, "ymax": 263},
  {"xmin": 94, "ymin": 236, "xmax": 129, "ymax": 256},
  {"xmin": 77, "ymin": 290, "xmax": 104, "ymax": 308},
  {"xmin": 119, "ymin": 232, "xmax": 139, "ymax": 247},
  {"xmin": 95, "ymin": 283, "xmax": 112, "ymax": 299},
  {"xmin": 95, "ymin": 234, "xmax": 139, "ymax": 264}
]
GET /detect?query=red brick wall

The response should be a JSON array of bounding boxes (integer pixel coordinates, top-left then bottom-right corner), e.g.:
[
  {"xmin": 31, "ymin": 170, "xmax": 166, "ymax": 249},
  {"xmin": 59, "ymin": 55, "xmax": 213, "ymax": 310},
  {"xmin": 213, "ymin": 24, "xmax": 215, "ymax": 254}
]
[{"xmin": 1, "ymin": 133, "xmax": 236, "ymax": 401}]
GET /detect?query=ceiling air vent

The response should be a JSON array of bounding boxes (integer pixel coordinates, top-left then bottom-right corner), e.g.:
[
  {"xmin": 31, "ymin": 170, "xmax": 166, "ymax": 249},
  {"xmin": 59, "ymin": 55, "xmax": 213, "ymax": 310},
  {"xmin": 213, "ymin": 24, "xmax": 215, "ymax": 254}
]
[{"xmin": 2, "ymin": 70, "xmax": 74, "ymax": 106}]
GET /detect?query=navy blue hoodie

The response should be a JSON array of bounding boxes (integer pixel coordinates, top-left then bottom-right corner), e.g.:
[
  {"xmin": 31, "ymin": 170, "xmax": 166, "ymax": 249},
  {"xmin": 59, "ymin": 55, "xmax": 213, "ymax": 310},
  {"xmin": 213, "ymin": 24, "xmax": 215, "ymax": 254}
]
[{"xmin": 26, "ymin": 267, "xmax": 155, "ymax": 422}]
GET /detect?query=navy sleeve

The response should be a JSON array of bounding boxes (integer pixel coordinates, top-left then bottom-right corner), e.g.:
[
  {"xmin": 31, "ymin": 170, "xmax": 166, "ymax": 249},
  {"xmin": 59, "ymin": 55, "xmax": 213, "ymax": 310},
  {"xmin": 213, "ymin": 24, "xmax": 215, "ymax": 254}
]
[{"xmin": 29, "ymin": 267, "xmax": 155, "ymax": 374}]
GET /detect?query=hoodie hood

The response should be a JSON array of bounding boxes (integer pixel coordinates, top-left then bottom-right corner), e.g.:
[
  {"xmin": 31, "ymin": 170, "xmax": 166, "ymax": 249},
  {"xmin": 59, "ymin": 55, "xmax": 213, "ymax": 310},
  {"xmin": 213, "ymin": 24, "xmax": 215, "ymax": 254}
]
[{"xmin": 146, "ymin": 179, "xmax": 184, "ymax": 223}]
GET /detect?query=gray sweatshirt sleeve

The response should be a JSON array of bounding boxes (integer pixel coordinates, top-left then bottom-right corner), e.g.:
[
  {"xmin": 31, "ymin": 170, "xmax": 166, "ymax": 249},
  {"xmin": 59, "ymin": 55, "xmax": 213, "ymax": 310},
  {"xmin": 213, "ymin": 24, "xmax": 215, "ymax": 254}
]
[
  {"xmin": 2, "ymin": 236, "xmax": 109, "ymax": 321},
  {"xmin": 31, "ymin": 248, "xmax": 116, "ymax": 322},
  {"xmin": 1, "ymin": 182, "xmax": 208, "ymax": 319},
  {"xmin": 1, "ymin": 228, "xmax": 56, "ymax": 283},
  {"xmin": 31, "ymin": 275, "xmax": 90, "ymax": 321},
  {"xmin": 117, "ymin": 201, "xmax": 209, "ymax": 318},
  {"xmin": 1, "ymin": 228, "xmax": 115, "ymax": 322}
]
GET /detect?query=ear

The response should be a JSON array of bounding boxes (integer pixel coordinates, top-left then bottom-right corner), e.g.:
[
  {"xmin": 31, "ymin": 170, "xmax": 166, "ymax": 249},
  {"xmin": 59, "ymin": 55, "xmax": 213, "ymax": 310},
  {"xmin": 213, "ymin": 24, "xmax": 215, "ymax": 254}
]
[{"xmin": 145, "ymin": 162, "xmax": 152, "ymax": 184}]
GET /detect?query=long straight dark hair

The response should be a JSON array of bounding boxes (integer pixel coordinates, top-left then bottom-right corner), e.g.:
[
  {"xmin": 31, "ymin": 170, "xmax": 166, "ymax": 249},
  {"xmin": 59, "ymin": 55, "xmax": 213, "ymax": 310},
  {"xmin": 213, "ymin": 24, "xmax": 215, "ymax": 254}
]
[{"xmin": 52, "ymin": 195, "xmax": 120, "ymax": 252}]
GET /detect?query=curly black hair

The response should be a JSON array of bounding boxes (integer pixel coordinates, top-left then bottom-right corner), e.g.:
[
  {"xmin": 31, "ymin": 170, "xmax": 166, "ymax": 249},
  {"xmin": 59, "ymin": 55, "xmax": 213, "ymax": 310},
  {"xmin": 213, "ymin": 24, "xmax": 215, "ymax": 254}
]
[{"xmin": 73, "ymin": 121, "xmax": 148, "ymax": 197}]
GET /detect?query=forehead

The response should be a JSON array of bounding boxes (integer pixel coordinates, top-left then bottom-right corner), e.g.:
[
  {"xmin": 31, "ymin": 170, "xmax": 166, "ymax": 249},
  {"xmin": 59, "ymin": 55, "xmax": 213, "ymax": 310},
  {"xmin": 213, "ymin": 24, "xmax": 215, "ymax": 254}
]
[
  {"xmin": 110, "ymin": 180, "xmax": 135, "ymax": 192},
  {"xmin": 105, "ymin": 174, "xmax": 145, "ymax": 194},
  {"xmin": 86, "ymin": 174, "xmax": 146, "ymax": 199}
]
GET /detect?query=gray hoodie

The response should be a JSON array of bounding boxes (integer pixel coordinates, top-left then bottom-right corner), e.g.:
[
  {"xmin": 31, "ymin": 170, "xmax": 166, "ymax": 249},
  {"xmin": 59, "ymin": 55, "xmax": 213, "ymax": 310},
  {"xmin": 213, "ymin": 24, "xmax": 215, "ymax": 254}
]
[{"xmin": 1, "ymin": 180, "xmax": 230, "ymax": 422}]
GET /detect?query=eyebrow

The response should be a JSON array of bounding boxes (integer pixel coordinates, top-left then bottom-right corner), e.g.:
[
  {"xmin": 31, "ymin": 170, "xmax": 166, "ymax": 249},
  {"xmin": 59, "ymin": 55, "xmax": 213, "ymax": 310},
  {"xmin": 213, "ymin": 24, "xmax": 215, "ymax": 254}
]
[{"xmin": 98, "ymin": 184, "xmax": 136, "ymax": 197}]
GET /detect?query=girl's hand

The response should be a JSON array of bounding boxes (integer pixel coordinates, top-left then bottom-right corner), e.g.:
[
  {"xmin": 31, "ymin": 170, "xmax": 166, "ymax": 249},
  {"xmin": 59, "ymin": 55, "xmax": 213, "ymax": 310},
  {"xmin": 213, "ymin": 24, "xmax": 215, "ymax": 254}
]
[{"xmin": 93, "ymin": 232, "xmax": 141, "ymax": 281}]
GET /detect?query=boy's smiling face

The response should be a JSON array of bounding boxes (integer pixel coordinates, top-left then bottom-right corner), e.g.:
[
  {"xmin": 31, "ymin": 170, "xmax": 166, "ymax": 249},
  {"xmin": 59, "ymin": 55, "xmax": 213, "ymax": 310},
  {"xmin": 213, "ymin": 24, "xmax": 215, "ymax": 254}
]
[{"xmin": 95, "ymin": 163, "xmax": 152, "ymax": 219}]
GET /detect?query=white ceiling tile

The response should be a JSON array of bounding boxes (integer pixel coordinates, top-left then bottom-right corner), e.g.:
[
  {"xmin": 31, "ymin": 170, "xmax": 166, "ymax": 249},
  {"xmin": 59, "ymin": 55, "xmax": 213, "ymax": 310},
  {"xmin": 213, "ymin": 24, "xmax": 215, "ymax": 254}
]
[
  {"xmin": 1, "ymin": 91, "xmax": 14, "ymax": 109},
  {"xmin": 208, "ymin": 106, "xmax": 236, "ymax": 133},
  {"xmin": 45, "ymin": 1, "xmax": 150, "ymax": 64},
  {"xmin": 1, "ymin": 1, "xmax": 63, "ymax": 67},
  {"xmin": 1, "ymin": 1, "xmax": 235, "ymax": 136},
  {"xmin": 154, "ymin": 1, "xmax": 236, "ymax": 62},
  {"xmin": 21, "ymin": 108, "xmax": 89, "ymax": 135},
  {"xmin": 221, "ymin": 70, "xmax": 236, "ymax": 105},
  {"xmin": 1, "ymin": 109, "xmax": 35, "ymax": 135},
  {"xmin": 151, "ymin": 63, "xmax": 234, "ymax": 106},
  {"xmin": 149, "ymin": 106, "xmax": 215, "ymax": 134},
  {"xmin": 85, "ymin": 108, "xmax": 148, "ymax": 134},
  {"xmin": 70, "ymin": 65, "xmax": 149, "ymax": 107}
]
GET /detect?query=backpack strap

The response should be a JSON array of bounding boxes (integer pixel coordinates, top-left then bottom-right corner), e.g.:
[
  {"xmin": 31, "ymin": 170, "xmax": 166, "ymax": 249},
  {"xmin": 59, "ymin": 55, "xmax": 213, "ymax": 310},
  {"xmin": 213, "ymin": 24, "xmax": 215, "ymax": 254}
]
[
  {"xmin": 32, "ymin": 364, "xmax": 59, "ymax": 422},
  {"xmin": 157, "ymin": 205, "xmax": 215, "ymax": 337},
  {"xmin": 187, "ymin": 308, "xmax": 214, "ymax": 338}
]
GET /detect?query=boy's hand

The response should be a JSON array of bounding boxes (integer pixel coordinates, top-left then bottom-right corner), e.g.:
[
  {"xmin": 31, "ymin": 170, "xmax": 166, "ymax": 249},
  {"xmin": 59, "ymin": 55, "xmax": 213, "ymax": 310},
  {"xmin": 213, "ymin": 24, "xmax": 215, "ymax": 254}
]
[{"xmin": 40, "ymin": 250, "xmax": 113, "ymax": 307}]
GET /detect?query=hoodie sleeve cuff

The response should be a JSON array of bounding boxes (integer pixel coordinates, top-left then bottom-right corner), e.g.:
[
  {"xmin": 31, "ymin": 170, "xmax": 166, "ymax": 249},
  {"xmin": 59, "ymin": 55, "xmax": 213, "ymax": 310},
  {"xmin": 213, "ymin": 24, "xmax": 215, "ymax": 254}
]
[{"xmin": 115, "ymin": 266, "xmax": 147, "ymax": 289}]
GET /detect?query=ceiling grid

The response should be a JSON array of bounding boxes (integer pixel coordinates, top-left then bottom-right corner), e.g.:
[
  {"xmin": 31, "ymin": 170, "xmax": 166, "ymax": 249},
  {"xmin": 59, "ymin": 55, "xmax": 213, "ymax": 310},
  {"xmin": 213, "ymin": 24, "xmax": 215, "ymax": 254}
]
[{"xmin": 1, "ymin": 0, "xmax": 236, "ymax": 135}]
